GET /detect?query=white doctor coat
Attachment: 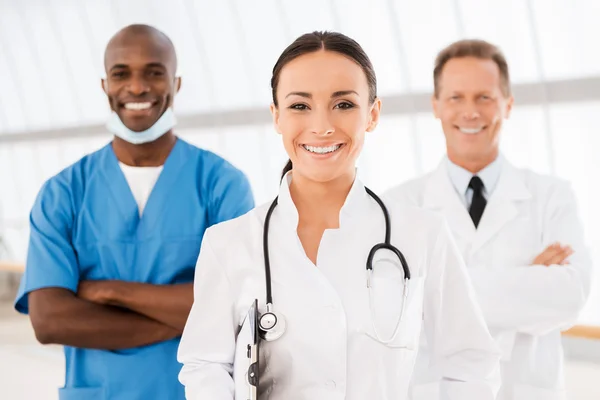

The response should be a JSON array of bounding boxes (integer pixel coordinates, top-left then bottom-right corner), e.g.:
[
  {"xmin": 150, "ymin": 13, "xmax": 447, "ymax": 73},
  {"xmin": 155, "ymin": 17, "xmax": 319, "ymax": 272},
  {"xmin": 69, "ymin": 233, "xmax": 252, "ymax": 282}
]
[
  {"xmin": 386, "ymin": 157, "xmax": 592, "ymax": 400},
  {"xmin": 178, "ymin": 175, "xmax": 501, "ymax": 400}
]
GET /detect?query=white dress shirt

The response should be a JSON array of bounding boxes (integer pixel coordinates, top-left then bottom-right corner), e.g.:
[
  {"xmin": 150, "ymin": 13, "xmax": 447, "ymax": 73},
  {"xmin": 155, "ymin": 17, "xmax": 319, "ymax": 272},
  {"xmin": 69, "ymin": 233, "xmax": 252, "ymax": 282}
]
[{"xmin": 445, "ymin": 155, "xmax": 502, "ymax": 208}]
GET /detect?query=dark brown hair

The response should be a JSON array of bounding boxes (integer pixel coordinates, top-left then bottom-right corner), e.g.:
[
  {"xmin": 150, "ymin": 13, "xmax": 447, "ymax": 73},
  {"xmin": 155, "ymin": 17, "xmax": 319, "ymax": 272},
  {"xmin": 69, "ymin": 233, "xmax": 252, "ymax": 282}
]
[
  {"xmin": 433, "ymin": 39, "xmax": 511, "ymax": 98},
  {"xmin": 271, "ymin": 31, "xmax": 377, "ymax": 180}
]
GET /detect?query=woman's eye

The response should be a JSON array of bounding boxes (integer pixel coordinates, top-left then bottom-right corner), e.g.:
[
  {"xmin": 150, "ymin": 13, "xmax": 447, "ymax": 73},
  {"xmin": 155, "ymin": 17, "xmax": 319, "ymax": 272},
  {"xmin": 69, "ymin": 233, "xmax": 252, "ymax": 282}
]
[
  {"xmin": 335, "ymin": 102, "xmax": 355, "ymax": 110},
  {"xmin": 289, "ymin": 104, "xmax": 308, "ymax": 110}
]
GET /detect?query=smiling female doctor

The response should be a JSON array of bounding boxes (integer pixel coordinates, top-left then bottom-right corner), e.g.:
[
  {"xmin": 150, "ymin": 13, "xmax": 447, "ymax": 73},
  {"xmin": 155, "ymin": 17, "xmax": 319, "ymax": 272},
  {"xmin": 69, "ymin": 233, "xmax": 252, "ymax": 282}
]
[{"xmin": 178, "ymin": 31, "xmax": 501, "ymax": 400}]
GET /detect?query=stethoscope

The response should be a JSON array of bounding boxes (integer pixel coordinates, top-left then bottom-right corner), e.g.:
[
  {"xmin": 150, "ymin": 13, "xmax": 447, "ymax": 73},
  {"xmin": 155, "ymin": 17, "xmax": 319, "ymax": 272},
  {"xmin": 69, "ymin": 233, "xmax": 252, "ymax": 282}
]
[{"xmin": 258, "ymin": 187, "xmax": 411, "ymax": 345}]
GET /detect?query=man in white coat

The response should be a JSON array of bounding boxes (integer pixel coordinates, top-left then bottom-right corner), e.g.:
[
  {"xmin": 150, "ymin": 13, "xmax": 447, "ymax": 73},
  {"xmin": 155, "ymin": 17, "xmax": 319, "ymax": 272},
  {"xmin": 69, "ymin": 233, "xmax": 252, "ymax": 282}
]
[{"xmin": 387, "ymin": 39, "xmax": 593, "ymax": 400}]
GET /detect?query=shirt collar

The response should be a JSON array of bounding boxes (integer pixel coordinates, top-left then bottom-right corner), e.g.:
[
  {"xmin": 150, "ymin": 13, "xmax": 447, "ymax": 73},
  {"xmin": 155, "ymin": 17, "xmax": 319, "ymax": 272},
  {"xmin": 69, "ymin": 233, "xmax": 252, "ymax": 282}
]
[
  {"xmin": 277, "ymin": 171, "xmax": 370, "ymax": 229},
  {"xmin": 445, "ymin": 154, "xmax": 503, "ymax": 197}
]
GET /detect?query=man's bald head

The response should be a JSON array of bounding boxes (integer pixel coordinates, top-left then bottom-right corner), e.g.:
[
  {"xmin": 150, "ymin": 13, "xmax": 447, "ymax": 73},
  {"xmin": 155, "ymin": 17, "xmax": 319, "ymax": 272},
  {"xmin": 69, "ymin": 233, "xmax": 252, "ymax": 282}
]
[
  {"xmin": 102, "ymin": 24, "xmax": 181, "ymax": 133},
  {"xmin": 104, "ymin": 24, "xmax": 177, "ymax": 75}
]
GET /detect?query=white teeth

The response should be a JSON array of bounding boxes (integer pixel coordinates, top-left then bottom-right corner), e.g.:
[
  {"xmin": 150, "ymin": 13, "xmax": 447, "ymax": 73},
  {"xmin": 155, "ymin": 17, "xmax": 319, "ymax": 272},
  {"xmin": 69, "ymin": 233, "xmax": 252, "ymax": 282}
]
[
  {"xmin": 302, "ymin": 144, "xmax": 342, "ymax": 154},
  {"xmin": 124, "ymin": 102, "xmax": 152, "ymax": 110},
  {"xmin": 459, "ymin": 127, "xmax": 483, "ymax": 135}
]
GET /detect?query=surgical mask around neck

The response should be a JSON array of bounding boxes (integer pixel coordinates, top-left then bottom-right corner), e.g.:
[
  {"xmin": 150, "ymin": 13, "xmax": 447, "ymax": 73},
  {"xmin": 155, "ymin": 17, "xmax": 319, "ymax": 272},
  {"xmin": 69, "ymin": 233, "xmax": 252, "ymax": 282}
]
[{"xmin": 106, "ymin": 107, "xmax": 177, "ymax": 145}]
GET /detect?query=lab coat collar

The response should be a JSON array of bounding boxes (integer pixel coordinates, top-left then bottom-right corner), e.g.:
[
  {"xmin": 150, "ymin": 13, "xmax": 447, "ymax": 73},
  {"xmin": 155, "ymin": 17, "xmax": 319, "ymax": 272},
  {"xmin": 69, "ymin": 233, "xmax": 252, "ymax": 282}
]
[
  {"xmin": 471, "ymin": 158, "xmax": 531, "ymax": 252},
  {"xmin": 423, "ymin": 160, "xmax": 476, "ymax": 239},
  {"xmin": 424, "ymin": 156, "xmax": 531, "ymax": 252},
  {"xmin": 277, "ymin": 171, "xmax": 370, "ymax": 229}
]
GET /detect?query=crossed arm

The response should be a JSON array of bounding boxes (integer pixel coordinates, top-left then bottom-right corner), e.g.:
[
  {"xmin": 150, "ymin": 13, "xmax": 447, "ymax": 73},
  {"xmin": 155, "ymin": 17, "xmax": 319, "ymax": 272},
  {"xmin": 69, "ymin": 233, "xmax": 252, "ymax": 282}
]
[
  {"xmin": 468, "ymin": 185, "xmax": 592, "ymax": 336},
  {"xmin": 26, "ymin": 165, "xmax": 254, "ymax": 352},
  {"xmin": 29, "ymin": 282, "xmax": 193, "ymax": 350},
  {"xmin": 468, "ymin": 242, "xmax": 589, "ymax": 336}
]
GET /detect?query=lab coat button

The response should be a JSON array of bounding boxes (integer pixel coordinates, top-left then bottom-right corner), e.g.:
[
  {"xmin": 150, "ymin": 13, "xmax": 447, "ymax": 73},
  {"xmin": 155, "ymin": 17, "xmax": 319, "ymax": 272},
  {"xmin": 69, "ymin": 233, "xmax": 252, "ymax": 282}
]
[{"xmin": 325, "ymin": 380, "xmax": 337, "ymax": 389}]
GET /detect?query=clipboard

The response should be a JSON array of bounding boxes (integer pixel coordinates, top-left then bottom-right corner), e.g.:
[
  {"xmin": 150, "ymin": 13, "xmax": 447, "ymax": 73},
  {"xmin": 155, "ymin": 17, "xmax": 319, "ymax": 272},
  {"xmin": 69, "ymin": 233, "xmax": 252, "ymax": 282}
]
[{"xmin": 234, "ymin": 299, "xmax": 260, "ymax": 400}]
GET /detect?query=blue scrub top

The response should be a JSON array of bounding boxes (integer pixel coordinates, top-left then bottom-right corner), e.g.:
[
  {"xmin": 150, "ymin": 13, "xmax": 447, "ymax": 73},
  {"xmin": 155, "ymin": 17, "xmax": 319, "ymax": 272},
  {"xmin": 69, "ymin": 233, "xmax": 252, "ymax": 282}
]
[{"xmin": 14, "ymin": 138, "xmax": 254, "ymax": 400}]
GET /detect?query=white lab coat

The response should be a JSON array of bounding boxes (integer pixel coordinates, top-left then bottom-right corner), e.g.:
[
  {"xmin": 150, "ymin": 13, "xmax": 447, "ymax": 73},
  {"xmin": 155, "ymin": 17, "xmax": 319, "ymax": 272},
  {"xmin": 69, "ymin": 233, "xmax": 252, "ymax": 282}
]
[
  {"xmin": 178, "ymin": 174, "xmax": 501, "ymax": 400},
  {"xmin": 386, "ymin": 158, "xmax": 593, "ymax": 400}
]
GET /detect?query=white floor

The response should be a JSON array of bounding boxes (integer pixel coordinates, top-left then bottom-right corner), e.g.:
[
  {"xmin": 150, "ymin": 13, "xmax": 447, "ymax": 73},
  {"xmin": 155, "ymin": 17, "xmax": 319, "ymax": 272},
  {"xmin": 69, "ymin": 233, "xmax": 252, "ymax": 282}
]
[{"xmin": 1, "ymin": 302, "xmax": 600, "ymax": 400}]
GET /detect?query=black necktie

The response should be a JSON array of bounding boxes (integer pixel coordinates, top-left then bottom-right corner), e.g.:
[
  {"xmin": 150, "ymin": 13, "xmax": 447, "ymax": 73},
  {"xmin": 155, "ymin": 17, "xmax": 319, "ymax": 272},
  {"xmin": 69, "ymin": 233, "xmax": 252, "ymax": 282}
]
[{"xmin": 468, "ymin": 176, "xmax": 486, "ymax": 228}]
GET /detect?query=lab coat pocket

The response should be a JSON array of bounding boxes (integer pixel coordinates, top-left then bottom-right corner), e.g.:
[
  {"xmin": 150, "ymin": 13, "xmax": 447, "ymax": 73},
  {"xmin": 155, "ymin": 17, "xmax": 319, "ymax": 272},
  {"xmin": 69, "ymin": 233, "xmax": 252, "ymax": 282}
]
[
  {"xmin": 58, "ymin": 387, "xmax": 105, "ymax": 400},
  {"xmin": 365, "ymin": 270, "xmax": 425, "ymax": 350}
]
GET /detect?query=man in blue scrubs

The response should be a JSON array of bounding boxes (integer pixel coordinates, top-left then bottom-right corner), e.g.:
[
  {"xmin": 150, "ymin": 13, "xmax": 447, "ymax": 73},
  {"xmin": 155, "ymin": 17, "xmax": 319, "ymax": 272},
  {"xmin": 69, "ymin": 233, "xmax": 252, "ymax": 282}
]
[{"xmin": 14, "ymin": 24, "xmax": 254, "ymax": 400}]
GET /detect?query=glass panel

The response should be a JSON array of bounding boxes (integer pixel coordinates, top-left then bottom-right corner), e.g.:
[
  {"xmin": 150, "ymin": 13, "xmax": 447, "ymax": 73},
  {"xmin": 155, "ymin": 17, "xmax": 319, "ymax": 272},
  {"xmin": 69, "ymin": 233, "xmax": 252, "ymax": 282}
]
[
  {"xmin": 17, "ymin": 0, "xmax": 81, "ymax": 128},
  {"xmin": 0, "ymin": 3, "xmax": 52, "ymax": 131},
  {"xmin": 80, "ymin": 0, "xmax": 120, "ymax": 48},
  {"xmin": 392, "ymin": 0, "xmax": 462, "ymax": 92},
  {"xmin": 279, "ymin": 0, "xmax": 337, "ymax": 38},
  {"xmin": 187, "ymin": 1, "xmax": 253, "ymax": 110},
  {"xmin": 0, "ymin": 40, "xmax": 25, "ymax": 133},
  {"xmin": 332, "ymin": 0, "xmax": 406, "ymax": 95},
  {"xmin": 231, "ymin": 0, "xmax": 289, "ymax": 108},
  {"xmin": 459, "ymin": 0, "xmax": 540, "ymax": 83},
  {"xmin": 110, "ymin": 0, "xmax": 156, "ymax": 27},
  {"xmin": 531, "ymin": 0, "xmax": 600, "ymax": 80},
  {"xmin": 166, "ymin": 0, "xmax": 220, "ymax": 114},
  {"xmin": 50, "ymin": 0, "xmax": 106, "ymax": 125}
]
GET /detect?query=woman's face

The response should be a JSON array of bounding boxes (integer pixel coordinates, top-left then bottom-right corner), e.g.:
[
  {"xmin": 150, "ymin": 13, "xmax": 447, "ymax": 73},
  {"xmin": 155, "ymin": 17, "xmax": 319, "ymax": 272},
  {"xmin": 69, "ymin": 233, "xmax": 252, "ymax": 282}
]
[{"xmin": 271, "ymin": 50, "xmax": 380, "ymax": 183}]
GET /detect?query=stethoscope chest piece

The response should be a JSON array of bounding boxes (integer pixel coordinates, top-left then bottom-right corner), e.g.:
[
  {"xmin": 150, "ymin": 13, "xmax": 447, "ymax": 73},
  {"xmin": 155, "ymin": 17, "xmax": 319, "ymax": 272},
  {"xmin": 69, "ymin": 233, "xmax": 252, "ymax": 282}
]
[{"xmin": 259, "ymin": 304, "xmax": 287, "ymax": 341}]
